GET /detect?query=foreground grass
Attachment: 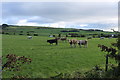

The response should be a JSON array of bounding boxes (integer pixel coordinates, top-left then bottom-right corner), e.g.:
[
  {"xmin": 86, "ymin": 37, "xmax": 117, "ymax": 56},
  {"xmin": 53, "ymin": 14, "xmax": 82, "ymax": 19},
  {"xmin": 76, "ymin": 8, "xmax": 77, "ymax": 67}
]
[{"xmin": 2, "ymin": 35, "xmax": 117, "ymax": 78}]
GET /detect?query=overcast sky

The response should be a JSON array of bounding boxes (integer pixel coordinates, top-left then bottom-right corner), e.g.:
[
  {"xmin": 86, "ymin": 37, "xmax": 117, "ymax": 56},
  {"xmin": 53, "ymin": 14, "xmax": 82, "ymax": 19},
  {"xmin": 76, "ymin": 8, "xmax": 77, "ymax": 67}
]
[{"xmin": 1, "ymin": 1, "xmax": 119, "ymax": 31}]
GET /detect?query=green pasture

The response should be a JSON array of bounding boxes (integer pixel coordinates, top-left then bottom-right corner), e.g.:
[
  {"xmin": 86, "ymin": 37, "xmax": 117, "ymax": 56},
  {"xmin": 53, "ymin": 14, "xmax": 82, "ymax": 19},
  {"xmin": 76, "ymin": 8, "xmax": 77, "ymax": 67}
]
[
  {"xmin": 4, "ymin": 26, "xmax": 115, "ymax": 37},
  {"xmin": 2, "ymin": 35, "xmax": 117, "ymax": 78}
]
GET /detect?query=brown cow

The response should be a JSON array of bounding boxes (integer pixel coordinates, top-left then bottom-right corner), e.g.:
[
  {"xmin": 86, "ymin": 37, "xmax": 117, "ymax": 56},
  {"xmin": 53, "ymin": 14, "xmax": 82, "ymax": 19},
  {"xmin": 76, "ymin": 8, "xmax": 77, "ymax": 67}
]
[
  {"xmin": 60, "ymin": 37, "xmax": 67, "ymax": 41},
  {"xmin": 68, "ymin": 39, "xmax": 78, "ymax": 47}
]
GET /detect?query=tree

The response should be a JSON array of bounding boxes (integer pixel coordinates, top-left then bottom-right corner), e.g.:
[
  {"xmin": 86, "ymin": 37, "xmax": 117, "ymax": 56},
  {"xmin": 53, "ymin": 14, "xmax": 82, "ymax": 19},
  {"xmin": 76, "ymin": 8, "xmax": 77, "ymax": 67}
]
[
  {"xmin": 58, "ymin": 34, "xmax": 61, "ymax": 37},
  {"xmin": 2, "ymin": 24, "xmax": 9, "ymax": 29},
  {"xmin": 117, "ymin": 33, "xmax": 120, "ymax": 67}
]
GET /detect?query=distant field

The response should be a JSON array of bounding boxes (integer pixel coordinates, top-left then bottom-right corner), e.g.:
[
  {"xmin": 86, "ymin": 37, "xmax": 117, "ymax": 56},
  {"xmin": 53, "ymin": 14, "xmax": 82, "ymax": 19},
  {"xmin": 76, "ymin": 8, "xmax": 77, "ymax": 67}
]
[
  {"xmin": 2, "ymin": 35, "xmax": 117, "ymax": 78},
  {"xmin": 3, "ymin": 26, "xmax": 115, "ymax": 37}
]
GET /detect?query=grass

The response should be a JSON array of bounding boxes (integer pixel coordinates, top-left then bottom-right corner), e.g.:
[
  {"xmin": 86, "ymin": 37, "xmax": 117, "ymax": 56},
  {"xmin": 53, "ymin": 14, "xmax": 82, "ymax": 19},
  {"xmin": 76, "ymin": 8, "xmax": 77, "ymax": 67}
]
[
  {"xmin": 2, "ymin": 35, "xmax": 117, "ymax": 78},
  {"xmin": 4, "ymin": 26, "xmax": 116, "ymax": 37}
]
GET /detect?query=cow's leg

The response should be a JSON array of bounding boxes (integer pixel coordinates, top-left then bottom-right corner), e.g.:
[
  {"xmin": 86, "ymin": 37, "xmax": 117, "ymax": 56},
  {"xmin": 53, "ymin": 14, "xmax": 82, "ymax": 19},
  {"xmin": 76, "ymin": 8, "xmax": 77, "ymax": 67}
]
[
  {"xmin": 78, "ymin": 43, "xmax": 80, "ymax": 48},
  {"xmin": 70, "ymin": 44, "xmax": 72, "ymax": 47},
  {"xmin": 50, "ymin": 43, "xmax": 52, "ymax": 45},
  {"xmin": 56, "ymin": 41, "xmax": 58, "ymax": 45},
  {"xmin": 74, "ymin": 44, "xmax": 75, "ymax": 48},
  {"xmin": 85, "ymin": 44, "xmax": 87, "ymax": 48},
  {"xmin": 70, "ymin": 42, "xmax": 72, "ymax": 47},
  {"xmin": 84, "ymin": 44, "xmax": 86, "ymax": 48},
  {"xmin": 70, "ymin": 44, "xmax": 73, "ymax": 47},
  {"xmin": 84, "ymin": 45, "xmax": 86, "ymax": 48},
  {"xmin": 85, "ymin": 42, "xmax": 88, "ymax": 48},
  {"xmin": 79, "ymin": 43, "xmax": 82, "ymax": 48},
  {"xmin": 80, "ymin": 45, "xmax": 82, "ymax": 48}
]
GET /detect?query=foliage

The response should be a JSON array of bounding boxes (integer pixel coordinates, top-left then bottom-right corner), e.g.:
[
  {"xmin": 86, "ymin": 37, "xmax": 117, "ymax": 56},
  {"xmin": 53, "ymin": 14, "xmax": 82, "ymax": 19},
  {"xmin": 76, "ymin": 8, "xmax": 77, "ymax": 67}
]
[
  {"xmin": 117, "ymin": 34, "xmax": 120, "ymax": 52},
  {"xmin": 2, "ymin": 24, "xmax": 9, "ymax": 29},
  {"xmin": 84, "ymin": 65, "xmax": 104, "ymax": 78},
  {"xmin": 2, "ymin": 54, "xmax": 32, "ymax": 71},
  {"xmin": 50, "ymin": 71, "xmax": 83, "ymax": 78},
  {"xmin": 33, "ymin": 33, "xmax": 38, "ymax": 36},
  {"xmin": 97, "ymin": 33, "xmax": 120, "ymax": 78},
  {"xmin": 98, "ymin": 44, "xmax": 117, "ymax": 58}
]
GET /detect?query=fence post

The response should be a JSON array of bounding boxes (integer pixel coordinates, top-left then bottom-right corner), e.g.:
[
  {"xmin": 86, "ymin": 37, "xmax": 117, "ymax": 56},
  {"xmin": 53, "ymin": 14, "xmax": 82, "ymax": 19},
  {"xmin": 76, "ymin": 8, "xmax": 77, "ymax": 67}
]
[{"xmin": 105, "ymin": 55, "xmax": 109, "ymax": 71}]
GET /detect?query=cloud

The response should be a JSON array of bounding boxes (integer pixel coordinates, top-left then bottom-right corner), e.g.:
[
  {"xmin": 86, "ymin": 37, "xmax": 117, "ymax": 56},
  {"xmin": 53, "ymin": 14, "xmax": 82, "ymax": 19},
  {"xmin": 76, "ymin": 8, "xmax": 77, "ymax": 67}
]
[
  {"xmin": 16, "ymin": 19, "xmax": 40, "ymax": 26},
  {"xmin": 1, "ymin": 2, "xmax": 118, "ymax": 31},
  {"xmin": 1, "ymin": 0, "xmax": 119, "ymax": 2},
  {"xmin": 79, "ymin": 24, "xmax": 88, "ymax": 27},
  {"xmin": 51, "ymin": 21, "xmax": 66, "ymax": 28}
]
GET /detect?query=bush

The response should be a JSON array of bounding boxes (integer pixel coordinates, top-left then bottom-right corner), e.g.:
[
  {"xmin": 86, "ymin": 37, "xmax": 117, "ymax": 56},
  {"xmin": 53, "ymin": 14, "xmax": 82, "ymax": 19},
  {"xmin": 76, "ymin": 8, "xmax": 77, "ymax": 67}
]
[
  {"xmin": 2, "ymin": 32, "xmax": 4, "ymax": 34},
  {"xmin": 84, "ymin": 65, "xmax": 104, "ymax": 78},
  {"xmin": 2, "ymin": 54, "xmax": 32, "ymax": 79},
  {"xmin": 2, "ymin": 54, "xmax": 32, "ymax": 71},
  {"xmin": 27, "ymin": 34, "xmax": 31, "ymax": 36},
  {"xmin": 5, "ymin": 33, "xmax": 9, "ymax": 35},
  {"xmin": 19, "ymin": 34, "xmax": 23, "ymax": 35},
  {"xmin": 34, "ymin": 33, "xmax": 38, "ymax": 36},
  {"xmin": 81, "ymin": 35, "xmax": 86, "ymax": 37}
]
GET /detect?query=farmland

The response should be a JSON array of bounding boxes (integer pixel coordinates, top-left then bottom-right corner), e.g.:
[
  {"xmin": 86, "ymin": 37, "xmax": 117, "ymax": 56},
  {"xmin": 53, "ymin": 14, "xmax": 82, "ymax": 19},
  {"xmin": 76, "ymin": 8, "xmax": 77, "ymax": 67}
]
[
  {"xmin": 2, "ymin": 26, "xmax": 118, "ymax": 78},
  {"xmin": 2, "ymin": 26, "xmax": 116, "ymax": 37}
]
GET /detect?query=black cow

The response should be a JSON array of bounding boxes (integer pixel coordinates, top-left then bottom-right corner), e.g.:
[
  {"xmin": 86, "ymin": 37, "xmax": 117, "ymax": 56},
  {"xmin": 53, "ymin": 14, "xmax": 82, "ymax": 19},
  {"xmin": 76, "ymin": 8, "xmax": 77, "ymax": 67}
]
[{"xmin": 47, "ymin": 39, "xmax": 58, "ymax": 45}]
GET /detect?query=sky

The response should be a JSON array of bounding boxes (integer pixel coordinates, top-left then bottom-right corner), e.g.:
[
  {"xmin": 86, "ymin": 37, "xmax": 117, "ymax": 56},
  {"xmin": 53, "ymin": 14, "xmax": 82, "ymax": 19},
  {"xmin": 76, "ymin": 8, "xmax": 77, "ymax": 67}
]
[{"xmin": 1, "ymin": 0, "xmax": 119, "ymax": 31}]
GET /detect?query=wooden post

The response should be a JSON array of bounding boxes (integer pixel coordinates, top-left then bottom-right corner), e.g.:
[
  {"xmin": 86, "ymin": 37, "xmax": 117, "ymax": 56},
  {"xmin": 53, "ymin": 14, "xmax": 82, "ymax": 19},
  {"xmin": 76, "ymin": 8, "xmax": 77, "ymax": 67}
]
[{"xmin": 105, "ymin": 55, "xmax": 109, "ymax": 71}]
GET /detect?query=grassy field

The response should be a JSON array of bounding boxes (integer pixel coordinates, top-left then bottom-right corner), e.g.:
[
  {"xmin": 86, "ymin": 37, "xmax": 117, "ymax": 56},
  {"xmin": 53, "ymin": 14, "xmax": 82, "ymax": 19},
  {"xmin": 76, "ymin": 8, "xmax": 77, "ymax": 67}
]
[
  {"xmin": 2, "ymin": 35, "xmax": 117, "ymax": 78},
  {"xmin": 3, "ymin": 26, "xmax": 115, "ymax": 37}
]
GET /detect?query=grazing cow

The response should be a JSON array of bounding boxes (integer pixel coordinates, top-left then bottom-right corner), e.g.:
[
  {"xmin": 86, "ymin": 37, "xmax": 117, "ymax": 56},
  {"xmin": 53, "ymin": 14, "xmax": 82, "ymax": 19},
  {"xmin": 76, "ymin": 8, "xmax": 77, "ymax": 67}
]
[
  {"xmin": 47, "ymin": 39, "xmax": 58, "ymax": 45},
  {"xmin": 100, "ymin": 37, "xmax": 105, "ymax": 39},
  {"xmin": 60, "ymin": 37, "xmax": 67, "ymax": 41},
  {"xmin": 49, "ymin": 35, "xmax": 53, "ymax": 37},
  {"xmin": 68, "ymin": 39, "xmax": 78, "ymax": 47},
  {"xmin": 27, "ymin": 36, "xmax": 32, "ymax": 39},
  {"xmin": 77, "ymin": 40, "xmax": 88, "ymax": 48}
]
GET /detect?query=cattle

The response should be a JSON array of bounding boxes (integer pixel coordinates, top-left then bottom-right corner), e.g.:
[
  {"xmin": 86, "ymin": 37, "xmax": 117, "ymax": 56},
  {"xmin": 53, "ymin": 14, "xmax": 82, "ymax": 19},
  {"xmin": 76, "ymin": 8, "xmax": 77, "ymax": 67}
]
[
  {"xmin": 68, "ymin": 39, "xmax": 78, "ymax": 47},
  {"xmin": 60, "ymin": 37, "xmax": 67, "ymax": 41},
  {"xmin": 27, "ymin": 36, "xmax": 32, "ymax": 39},
  {"xmin": 77, "ymin": 40, "xmax": 88, "ymax": 48},
  {"xmin": 47, "ymin": 39, "xmax": 58, "ymax": 45},
  {"xmin": 49, "ymin": 35, "xmax": 53, "ymax": 37},
  {"xmin": 100, "ymin": 37, "xmax": 105, "ymax": 39}
]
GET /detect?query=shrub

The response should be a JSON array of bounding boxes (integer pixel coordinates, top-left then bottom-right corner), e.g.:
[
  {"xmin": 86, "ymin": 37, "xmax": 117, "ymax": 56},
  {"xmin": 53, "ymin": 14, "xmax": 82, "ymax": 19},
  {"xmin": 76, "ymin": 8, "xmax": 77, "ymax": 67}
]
[
  {"xmin": 2, "ymin": 54, "xmax": 32, "ymax": 71},
  {"xmin": 5, "ymin": 33, "xmax": 9, "ymax": 35},
  {"xmin": 19, "ymin": 34, "xmax": 23, "ymax": 35},
  {"xmin": 34, "ymin": 33, "xmax": 38, "ymax": 36},
  {"xmin": 84, "ymin": 65, "xmax": 104, "ymax": 78}
]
